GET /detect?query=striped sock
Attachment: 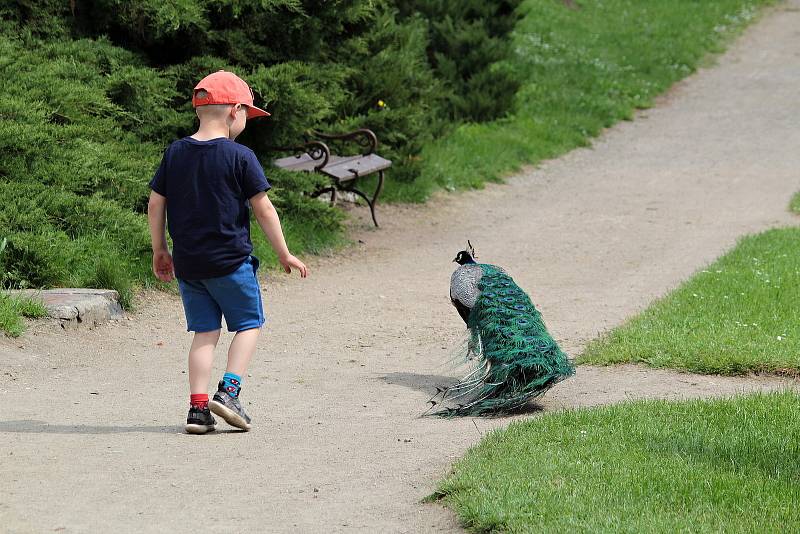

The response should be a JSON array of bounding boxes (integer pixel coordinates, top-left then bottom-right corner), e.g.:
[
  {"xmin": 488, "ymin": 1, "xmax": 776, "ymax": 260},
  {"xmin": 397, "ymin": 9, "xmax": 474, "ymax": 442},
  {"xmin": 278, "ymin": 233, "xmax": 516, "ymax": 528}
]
[
  {"xmin": 190, "ymin": 393, "xmax": 209, "ymax": 410},
  {"xmin": 222, "ymin": 372, "xmax": 242, "ymax": 397}
]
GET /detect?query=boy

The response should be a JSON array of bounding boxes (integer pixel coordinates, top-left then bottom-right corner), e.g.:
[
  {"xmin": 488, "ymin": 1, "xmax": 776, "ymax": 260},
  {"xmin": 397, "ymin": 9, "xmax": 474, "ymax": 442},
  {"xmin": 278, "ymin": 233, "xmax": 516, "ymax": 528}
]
[{"xmin": 147, "ymin": 70, "xmax": 308, "ymax": 434}]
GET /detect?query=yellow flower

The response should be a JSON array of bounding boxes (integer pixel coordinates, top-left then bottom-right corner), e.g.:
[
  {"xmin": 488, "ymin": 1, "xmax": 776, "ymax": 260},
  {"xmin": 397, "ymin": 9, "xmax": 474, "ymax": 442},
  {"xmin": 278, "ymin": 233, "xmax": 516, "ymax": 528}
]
[{"xmin": 377, "ymin": 99, "xmax": 386, "ymax": 108}]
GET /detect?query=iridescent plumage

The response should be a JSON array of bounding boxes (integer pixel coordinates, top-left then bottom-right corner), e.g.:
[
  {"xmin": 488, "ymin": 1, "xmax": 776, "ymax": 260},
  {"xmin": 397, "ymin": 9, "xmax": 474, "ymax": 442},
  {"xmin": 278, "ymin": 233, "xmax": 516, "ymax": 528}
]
[{"xmin": 430, "ymin": 247, "xmax": 575, "ymax": 416}]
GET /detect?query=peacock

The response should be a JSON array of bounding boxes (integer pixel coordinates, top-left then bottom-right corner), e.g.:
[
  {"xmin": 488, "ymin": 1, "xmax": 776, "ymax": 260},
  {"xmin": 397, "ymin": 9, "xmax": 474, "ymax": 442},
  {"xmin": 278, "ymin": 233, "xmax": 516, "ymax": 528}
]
[{"xmin": 428, "ymin": 242, "xmax": 575, "ymax": 416}]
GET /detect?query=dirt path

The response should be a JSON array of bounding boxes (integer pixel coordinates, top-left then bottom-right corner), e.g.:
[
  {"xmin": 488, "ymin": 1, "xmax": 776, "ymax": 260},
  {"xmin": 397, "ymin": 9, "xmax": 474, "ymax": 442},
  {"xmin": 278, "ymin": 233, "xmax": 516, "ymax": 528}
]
[{"xmin": 3, "ymin": 3, "xmax": 800, "ymax": 533}]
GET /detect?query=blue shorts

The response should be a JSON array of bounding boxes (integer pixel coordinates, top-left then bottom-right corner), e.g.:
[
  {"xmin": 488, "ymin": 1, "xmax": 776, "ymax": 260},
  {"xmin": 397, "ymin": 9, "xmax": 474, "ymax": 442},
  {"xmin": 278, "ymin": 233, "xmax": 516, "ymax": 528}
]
[{"xmin": 177, "ymin": 256, "xmax": 265, "ymax": 333}]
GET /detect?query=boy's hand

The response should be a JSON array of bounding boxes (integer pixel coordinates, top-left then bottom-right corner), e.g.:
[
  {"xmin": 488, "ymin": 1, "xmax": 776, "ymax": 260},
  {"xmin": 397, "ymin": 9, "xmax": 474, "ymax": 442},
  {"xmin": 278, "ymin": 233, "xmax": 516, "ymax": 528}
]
[
  {"xmin": 279, "ymin": 254, "xmax": 308, "ymax": 278},
  {"xmin": 250, "ymin": 193, "xmax": 308, "ymax": 278},
  {"xmin": 153, "ymin": 249, "xmax": 175, "ymax": 282}
]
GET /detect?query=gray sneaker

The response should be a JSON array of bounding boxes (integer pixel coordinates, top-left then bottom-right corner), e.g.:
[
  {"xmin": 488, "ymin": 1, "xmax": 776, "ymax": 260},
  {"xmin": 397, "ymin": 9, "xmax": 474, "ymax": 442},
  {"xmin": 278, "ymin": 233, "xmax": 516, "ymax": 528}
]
[{"xmin": 209, "ymin": 381, "xmax": 252, "ymax": 431}]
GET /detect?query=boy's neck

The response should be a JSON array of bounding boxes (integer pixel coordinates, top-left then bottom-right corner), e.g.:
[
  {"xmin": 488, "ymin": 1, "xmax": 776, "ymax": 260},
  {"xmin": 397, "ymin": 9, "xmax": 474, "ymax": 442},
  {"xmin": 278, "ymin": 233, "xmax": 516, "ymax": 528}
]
[{"xmin": 191, "ymin": 121, "xmax": 232, "ymax": 142}]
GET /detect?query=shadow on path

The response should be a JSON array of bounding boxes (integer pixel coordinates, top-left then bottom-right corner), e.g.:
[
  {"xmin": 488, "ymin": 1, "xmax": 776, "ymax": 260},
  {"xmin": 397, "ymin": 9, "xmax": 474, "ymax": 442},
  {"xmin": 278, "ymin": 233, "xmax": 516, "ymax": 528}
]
[{"xmin": 0, "ymin": 420, "xmax": 247, "ymax": 435}]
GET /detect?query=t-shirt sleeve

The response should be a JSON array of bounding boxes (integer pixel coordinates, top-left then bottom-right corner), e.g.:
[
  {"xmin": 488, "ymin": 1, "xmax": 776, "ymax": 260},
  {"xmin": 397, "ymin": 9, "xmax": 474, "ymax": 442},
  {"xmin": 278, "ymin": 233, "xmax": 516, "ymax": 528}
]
[
  {"xmin": 240, "ymin": 150, "xmax": 271, "ymax": 199},
  {"xmin": 149, "ymin": 148, "xmax": 169, "ymax": 196}
]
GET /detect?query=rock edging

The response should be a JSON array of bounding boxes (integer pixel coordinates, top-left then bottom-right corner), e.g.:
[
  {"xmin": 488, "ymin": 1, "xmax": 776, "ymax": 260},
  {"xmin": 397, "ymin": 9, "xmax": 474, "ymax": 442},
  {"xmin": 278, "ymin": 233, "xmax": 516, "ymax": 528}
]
[{"xmin": 10, "ymin": 288, "xmax": 123, "ymax": 329}]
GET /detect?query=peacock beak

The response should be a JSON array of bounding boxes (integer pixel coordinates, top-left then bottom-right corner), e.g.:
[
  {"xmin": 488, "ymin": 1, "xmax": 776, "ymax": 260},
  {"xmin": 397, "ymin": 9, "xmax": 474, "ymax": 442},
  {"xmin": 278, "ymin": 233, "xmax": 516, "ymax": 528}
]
[{"xmin": 452, "ymin": 257, "xmax": 458, "ymax": 262}]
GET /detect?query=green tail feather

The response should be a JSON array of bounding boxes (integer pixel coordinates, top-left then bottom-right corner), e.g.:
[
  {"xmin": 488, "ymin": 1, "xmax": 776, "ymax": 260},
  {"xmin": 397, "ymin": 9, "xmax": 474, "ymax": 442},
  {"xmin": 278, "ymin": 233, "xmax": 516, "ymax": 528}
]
[{"xmin": 432, "ymin": 264, "xmax": 574, "ymax": 416}]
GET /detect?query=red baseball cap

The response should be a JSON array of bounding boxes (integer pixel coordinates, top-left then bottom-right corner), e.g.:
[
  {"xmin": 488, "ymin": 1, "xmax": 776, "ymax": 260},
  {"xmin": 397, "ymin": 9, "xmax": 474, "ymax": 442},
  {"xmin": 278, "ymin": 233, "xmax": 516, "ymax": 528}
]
[{"xmin": 192, "ymin": 70, "xmax": 270, "ymax": 119}]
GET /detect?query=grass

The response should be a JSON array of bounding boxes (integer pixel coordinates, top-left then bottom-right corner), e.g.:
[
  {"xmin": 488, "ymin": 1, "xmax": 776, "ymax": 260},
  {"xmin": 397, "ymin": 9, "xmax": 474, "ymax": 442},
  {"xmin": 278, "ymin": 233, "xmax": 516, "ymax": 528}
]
[
  {"xmin": 251, "ymin": 216, "xmax": 348, "ymax": 267},
  {"xmin": 388, "ymin": 0, "xmax": 776, "ymax": 201},
  {"xmin": 580, "ymin": 228, "xmax": 800, "ymax": 375},
  {"xmin": 434, "ymin": 391, "xmax": 800, "ymax": 533},
  {"xmin": 0, "ymin": 293, "xmax": 48, "ymax": 337},
  {"xmin": 790, "ymin": 191, "xmax": 800, "ymax": 214}
]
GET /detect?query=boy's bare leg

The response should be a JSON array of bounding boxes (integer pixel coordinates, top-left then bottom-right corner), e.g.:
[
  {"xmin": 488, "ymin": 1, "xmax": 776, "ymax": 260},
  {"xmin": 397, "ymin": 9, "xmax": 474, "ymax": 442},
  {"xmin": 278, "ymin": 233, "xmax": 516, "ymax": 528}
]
[
  {"xmin": 188, "ymin": 330, "xmax": 221, "ymax": 394},
  {"xmin": 225, "ymin": 327, "xmax": 261, "ymax": 376}
]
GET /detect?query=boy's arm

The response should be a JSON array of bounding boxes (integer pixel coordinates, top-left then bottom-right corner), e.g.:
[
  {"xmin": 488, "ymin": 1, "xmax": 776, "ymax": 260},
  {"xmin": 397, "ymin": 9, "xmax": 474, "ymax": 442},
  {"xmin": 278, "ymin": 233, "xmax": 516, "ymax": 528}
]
[
  {"xmin": 250, "ymin": 192, "xmax": 308, "ymax": 278},
  {"xmin": 147, "ymin": 191, "xmax": 175, "ymax": 282}
]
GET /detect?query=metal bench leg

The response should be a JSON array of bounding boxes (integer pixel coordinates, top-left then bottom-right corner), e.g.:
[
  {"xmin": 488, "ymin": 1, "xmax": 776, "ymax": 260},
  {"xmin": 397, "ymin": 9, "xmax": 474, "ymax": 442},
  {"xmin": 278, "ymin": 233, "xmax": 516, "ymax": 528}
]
[
  {"xmin": 346, "ymin": 187, "xmax": 379, "ymax": 227},
  {"xmin": 368, "ymin": 198, "xmax": 379, "ymax": 228},
  {"xmin": 311, "ymin": 186, "xmax": 337, "ymax": 206},
  {"xmin": 343, "ymin": 170, "xmax": 382, "ymax": 228},
  {"xmin": 365, "ymin": 171, "xmax": 385, "ymax": 227},
  {"xmin": 374, "ymin": 170, "xmax": 385, "ymax": 201}
]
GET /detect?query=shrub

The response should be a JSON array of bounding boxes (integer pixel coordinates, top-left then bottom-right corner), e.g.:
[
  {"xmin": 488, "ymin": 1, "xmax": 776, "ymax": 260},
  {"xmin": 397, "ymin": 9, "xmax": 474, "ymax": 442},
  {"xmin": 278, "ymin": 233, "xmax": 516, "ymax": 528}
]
[{"xmin": 397, "ymin": 0, "xmax": 523, "ymax": 122}]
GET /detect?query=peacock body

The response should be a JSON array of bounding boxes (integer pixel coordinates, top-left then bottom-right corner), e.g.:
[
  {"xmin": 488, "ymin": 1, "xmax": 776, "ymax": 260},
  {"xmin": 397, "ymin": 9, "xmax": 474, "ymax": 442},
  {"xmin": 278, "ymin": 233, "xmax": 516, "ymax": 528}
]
[{"xmin": 431, "ymin": 247, "xmax": 575, "ymax": 416}]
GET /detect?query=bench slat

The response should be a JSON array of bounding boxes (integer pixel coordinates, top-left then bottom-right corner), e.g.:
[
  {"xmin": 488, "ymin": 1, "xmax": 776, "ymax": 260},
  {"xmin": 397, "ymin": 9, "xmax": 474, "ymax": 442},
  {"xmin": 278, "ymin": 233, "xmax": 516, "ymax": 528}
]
[
  {"xmin": 273, "ymin": 153, "xmax": 320, "ymax": 172},
  {"xmin": 321, "ymin": 154, "xmax": 392, "ymax": 181},
  {"xmin": 274, "ymin": 154, "xmax": 365, "ymax": 173},
  {"xmin": 274, "ymin": 153, "xmax": 391, "ymax": 182}
]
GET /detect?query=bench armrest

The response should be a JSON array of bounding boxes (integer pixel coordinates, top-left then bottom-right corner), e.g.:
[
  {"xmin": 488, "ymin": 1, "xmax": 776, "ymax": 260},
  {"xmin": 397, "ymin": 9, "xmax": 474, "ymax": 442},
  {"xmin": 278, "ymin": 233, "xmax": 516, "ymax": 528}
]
[
  {"xmin": 271, "ymin": 140, "xmax": 331, "ymax": 171},
  {"xmin": 309, "ymin": 128, "xmax": 378, "ymax": 155},
  {"xmin": 304, "ymin": 140, "xmax": 331, "ymax": 170}
]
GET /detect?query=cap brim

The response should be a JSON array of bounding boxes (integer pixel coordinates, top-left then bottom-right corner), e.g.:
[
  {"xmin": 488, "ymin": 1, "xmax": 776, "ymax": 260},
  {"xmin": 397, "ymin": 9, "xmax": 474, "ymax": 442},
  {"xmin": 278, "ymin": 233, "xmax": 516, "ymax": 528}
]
[{"xmin": 246, "ymin": 105, "xmax": 270, "ymax": 119}]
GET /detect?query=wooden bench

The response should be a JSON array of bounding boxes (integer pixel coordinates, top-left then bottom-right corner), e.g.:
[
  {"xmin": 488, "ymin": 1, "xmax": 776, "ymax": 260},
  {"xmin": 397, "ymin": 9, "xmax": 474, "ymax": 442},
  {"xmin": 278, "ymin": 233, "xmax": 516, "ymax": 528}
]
[{"xmin": 272, "ymin": 128, "xmax": 391, "ymax": 227}]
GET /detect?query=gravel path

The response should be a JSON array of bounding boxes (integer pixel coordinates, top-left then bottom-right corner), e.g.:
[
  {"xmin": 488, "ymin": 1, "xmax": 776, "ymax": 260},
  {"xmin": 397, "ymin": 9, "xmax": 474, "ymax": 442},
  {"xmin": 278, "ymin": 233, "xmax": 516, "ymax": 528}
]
[{"xmin": 2, "ymin": 3, "xmax": 800, "ymax": 532}]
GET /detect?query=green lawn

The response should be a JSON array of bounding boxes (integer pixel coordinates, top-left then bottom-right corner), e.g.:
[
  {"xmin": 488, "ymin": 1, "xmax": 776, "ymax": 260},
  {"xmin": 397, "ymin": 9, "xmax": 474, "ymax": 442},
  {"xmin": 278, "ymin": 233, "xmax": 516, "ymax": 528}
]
[
  {"xmin": 435, "ymin": 392, "xmax": 800, "ymax": 533},
  {"xmin": 790, "ymin": 191, "xmax": 800, "ymax": 214},
  {"xmin": 581, "ymin": 228, "xmax": 800, "ymax": 375},
  {"xmin": 0, "ymin": 293, "xmax": 48, "ymax": 338},
  {"xmin": 394, "ymin": 0, "xmax": 775, "ymax": 201},
  {"xmin": 251, "ymin": 216, "xmax": 347, "ymax": 268}
]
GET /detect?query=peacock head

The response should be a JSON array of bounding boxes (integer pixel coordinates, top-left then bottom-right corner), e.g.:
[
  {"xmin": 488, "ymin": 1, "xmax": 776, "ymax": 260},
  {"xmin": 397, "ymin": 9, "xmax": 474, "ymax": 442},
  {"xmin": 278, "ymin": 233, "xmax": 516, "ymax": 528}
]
[{"xmin": 453, "ymin": 241, "xmax": 478, "ymax": 265}]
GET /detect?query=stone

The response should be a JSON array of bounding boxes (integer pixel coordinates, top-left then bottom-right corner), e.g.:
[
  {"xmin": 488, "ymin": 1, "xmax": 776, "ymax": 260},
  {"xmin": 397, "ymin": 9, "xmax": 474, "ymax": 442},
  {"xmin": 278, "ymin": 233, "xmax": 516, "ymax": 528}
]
[{"xmin": 7, "ymin": 288, "xmax": 123, "ymax": 329}]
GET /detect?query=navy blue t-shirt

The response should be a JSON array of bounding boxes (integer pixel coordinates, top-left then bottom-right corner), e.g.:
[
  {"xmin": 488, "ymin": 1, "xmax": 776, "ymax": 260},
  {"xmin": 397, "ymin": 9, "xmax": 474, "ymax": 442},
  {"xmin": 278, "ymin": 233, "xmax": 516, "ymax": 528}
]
[{"xmin": 149, "ymin": 137, "xmax": 271, "ymax": 280}]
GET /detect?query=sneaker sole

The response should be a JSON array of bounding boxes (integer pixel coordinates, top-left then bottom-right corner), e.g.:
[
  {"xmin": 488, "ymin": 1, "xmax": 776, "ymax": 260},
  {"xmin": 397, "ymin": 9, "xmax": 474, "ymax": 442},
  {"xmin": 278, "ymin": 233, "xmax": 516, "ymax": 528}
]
[
  {"xmin": 185, "ymin": 423, "xmax": 216, "ymax": 435},
  {"xmin": 209, "ymin": 400, "xmax": 252, "ymax": 431}
]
